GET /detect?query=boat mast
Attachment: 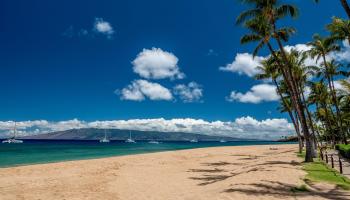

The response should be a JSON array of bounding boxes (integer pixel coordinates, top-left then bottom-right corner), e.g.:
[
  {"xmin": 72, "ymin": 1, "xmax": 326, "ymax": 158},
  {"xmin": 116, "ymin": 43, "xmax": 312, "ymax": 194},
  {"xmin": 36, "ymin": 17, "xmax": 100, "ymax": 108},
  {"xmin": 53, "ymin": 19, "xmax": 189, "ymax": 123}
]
[{"xmin": 13, "ymin": 122, "xmax": 16, "ymax": 139}]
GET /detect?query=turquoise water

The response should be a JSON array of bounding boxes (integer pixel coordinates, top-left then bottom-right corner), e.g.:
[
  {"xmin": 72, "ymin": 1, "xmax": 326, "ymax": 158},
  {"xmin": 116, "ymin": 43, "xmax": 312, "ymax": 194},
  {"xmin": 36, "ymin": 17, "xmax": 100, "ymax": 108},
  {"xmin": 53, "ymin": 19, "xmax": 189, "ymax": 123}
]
[{"xmin": 0, "ymin": 140, "xmax": 293, "ymax": 168}]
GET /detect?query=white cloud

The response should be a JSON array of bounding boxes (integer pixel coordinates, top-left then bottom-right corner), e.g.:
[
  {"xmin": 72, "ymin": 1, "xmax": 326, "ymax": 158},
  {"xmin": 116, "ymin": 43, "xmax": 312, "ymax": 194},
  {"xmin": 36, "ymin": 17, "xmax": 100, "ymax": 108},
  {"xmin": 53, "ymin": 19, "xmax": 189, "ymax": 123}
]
[
  {"xmin": 221, "ymin": 41, "xmax": 350, "ymax": 78},
  {"xmin": 174, "ymin": 82, "xmax": 203, "ymax": 103},
  {"xmin": 0, "ymin": 116, "xmax": 294, "ymax": 140},
  {"xmin": 226, "ymin": 84, "xmax": 279, "ymax": 104},
  {"xmin": 219, "ymin": 53, "xmax": 265, "ymax": 77},
  {"xmin": 330, "ymin": 41, "xmax": 350, "ymax": 63},
  {"xmin": 132, "ymin": 48, "xmax": 185, "ymax": 80},
  {"xmin": 334, "ymin": 78, "xmax": 350, "ymax": 92},
  {"xmin": 119, "ymin": 79, "xmax": 173, "ymax": 101},
  {"xmin": 93, "ymin": 18, "xmax": 114, "ymax": 38}
]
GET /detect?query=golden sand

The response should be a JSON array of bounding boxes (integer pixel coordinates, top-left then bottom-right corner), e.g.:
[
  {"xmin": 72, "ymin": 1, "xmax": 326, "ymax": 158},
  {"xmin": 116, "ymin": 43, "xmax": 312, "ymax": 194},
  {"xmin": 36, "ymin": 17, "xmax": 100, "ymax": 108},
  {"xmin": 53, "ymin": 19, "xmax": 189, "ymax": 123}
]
[{"xmin": 0, "ymin": 144, "xmax": 349, "ymax": 200}]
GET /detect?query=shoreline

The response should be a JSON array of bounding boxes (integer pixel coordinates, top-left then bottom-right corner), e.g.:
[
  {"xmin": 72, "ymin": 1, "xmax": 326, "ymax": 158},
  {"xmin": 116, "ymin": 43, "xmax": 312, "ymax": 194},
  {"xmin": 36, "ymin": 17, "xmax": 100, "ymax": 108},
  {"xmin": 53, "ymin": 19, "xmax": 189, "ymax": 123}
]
[
  {"xmin": 1, "ymin": 144, "xmax": 349, "ymax": 199},
  {"xmin": 0, "ymin": 141, "xmax": 295, "ymax": 168}
]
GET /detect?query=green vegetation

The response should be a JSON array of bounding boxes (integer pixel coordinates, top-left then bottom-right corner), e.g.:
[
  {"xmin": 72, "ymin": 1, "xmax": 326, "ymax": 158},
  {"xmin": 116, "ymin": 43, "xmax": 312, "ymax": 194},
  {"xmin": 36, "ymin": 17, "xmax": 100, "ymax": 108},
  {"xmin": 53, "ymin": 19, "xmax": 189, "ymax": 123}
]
[
  {"xmin": 297, "ymin": 151, "xmax": 306, "ymax": 158},
  {"xmin": 236, "ymin": 0, "xmax": 350, "ymax": 162},
  {"xmin": 303, "ymin": 160, "xmax": 350, "ymax": 190},
  {"xmin": 335, "ymin": 144, "xmax": 350, "ymax": 159}
]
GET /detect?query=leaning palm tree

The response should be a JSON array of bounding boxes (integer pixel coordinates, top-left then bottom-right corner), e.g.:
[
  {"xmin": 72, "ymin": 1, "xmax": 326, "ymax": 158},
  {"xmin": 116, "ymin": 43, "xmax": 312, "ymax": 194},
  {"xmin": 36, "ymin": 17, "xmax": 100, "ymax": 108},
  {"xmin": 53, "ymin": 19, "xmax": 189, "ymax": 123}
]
[
  {"xmin": 237, "ymin": 0, "xmax": 315, "ymax": 162},
  {"xmin": 340, "ymin": 0, "xmax": 350, "ymax": 18},
  {"xmin": 256, "ymin": 58, "xmax": 303, "ymax": 153}
]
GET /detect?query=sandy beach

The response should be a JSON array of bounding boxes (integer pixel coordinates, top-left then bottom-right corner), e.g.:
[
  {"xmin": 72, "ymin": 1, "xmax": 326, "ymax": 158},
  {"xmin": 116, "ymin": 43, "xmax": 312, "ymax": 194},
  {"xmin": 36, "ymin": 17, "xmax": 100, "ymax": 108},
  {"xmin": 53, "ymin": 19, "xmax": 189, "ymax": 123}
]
[{"xmin": 0, "ymin": 144, "xmax": 349, "ymax": 200}]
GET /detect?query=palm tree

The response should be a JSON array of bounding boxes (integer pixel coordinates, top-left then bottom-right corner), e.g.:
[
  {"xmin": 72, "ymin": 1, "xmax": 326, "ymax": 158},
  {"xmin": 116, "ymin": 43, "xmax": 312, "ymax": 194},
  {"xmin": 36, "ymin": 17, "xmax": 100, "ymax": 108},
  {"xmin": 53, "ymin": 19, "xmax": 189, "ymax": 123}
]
[
  {"xmin": 256, "ymin": 58, "xmax": 303, "ymax": 153},
  {"xmin": 237, "ymin": 0, "xmax": 315, "ymax": 162},
  {"xmin": 288, "ymin": 50, "xmax": 320, "ymax": 150},
  {"xmin": 339, "ymin": 79, "xmax": 350, "ymax": 136},
  {"xmin": 308, "ymin": 81, "xmax": 338, "ymax": 146},
  {"xmin": 340, "ymin": 0, "xmax": 350, "ymax": 19},
  {"xmin": 327, "ymin": 17, "xmax": 350, "ymax": 43},
  {"xmin": 307, "ymin": 34, "xmax": 347, "ymax": 144}
]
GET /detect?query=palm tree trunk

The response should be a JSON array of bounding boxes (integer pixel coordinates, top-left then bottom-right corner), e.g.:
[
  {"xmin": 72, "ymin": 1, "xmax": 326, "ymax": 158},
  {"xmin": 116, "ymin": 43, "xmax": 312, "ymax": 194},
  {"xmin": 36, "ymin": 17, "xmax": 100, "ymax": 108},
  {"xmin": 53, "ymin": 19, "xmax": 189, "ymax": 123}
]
[
  {"xmin": 267, "ymin": 42, "xmax": 314, "ymax": 162},
  {"xmin": 274, "ymin": 38, "xmax": 315, "ymax": 162},
  {"xmin": 322, "ymin": 54, "xmax": 348, "ymax": 144},
  {"xmin": 299, "ymin": 85, "xmax": 319, "ymax": 157},
  {"xmin": 294, "ymin": 111, "xmax": 304, "ymax": 149},
  {"xmin": 340, "ymin": 0, "xmax": 350, "ymax": 19},
  {"xmin": 274, "ymin": 80, "xmax": 303, "ymax": 153}
]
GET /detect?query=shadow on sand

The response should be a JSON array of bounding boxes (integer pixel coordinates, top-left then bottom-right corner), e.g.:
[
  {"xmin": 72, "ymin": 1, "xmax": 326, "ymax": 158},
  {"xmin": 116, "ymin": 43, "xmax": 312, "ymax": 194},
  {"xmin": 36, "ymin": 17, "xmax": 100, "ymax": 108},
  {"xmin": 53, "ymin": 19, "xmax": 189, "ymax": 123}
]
[
  {"xmin": 224, "ymin": 180, "xmax": 350, "ymax": 200},
  {"xmin": 188, "ymin": 158, "xmax": 350, "ymax": 199}
]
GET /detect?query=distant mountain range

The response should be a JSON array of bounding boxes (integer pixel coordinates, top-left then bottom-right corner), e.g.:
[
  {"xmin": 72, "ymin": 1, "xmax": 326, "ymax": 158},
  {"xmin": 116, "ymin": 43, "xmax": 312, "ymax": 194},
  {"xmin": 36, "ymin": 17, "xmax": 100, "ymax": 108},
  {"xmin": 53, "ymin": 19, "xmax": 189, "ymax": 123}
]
[{"xmin": 20, "ymin": 128, "xmax": 257, "ymax": 141}]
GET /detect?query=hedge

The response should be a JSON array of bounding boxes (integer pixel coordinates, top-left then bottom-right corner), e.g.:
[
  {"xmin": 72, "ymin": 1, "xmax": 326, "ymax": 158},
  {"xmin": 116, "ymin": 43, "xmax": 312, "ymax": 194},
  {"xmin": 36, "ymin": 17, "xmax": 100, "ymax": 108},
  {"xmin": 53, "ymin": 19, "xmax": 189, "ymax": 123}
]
[{"xmin": 336, "ymin": 144, "xmax": 350, "ymax": 159}]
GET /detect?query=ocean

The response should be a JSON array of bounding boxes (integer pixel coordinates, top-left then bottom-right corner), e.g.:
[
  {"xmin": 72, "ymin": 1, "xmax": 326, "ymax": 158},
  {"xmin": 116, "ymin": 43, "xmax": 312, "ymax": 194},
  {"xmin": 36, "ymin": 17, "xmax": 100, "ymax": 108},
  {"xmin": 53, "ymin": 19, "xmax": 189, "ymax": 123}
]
[{"xmin": 0, "ymin": 140, "xmax": 294, "ymax": 168}]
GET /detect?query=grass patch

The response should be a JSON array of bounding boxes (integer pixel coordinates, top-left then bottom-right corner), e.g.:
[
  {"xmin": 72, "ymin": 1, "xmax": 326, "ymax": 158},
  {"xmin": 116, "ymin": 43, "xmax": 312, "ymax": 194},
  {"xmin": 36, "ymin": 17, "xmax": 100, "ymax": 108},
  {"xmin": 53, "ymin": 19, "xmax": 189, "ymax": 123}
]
[
  {"xmin": 291, "ymin": 184, "xmax": 309, "ymax": 193},
  {"xmin": 297, "ymin": 151, "xmax": 305, "ymax": 158},
  {"xmin": 303, "ymin": 160, "xmax": 350, "ymax": 190}
]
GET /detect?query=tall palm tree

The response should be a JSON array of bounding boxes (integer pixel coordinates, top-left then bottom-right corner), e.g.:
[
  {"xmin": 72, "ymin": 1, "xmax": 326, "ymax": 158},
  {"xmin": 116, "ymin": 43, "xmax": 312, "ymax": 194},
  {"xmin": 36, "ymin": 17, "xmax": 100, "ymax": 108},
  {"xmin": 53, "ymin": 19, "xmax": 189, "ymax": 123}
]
[
  {"xmin": 339, "ymin": 79, "xmax": 350, "ymax": 136},
  {"xmin": 256, "ymin": 58, "xmax": 303, "ymax": 153},
  {"xmin": 307, "ymin": 34, "xmax": 347, "ymax": 144},
  {"xmin": 308, "ymin": 81, "xmax": 338, "ymax": 146},
  {"xmin": 288, "ymin": 50, "xmax": 320, "ymax": 148},
  {"xmin": 237, "ymin": 0, "xmax": 315, "ymax": 162},
  {"xmin": 340, "ymin": 0, "xmax": 350, "ymax": 19},
  {"xmin": 327, "ymin": 17, "xmax": 350, "ymax": 43}
]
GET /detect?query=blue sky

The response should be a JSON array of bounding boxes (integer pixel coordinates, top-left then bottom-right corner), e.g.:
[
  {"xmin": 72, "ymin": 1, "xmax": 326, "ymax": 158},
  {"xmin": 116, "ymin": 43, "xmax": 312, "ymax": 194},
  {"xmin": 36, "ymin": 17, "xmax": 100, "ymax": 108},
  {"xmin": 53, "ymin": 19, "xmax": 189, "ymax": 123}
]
[{"xmin": 0, "ymin": 0, "xmax": 347, "ymax": 138}]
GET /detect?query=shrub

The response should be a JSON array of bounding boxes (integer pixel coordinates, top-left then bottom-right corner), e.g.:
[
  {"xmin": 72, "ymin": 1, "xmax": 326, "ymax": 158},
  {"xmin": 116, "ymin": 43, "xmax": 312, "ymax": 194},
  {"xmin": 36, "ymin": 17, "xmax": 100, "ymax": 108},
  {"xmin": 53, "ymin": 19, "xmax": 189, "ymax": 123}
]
[{"xmin": 336, "ymin": 144, "xmax": 350, "ymax": 159}]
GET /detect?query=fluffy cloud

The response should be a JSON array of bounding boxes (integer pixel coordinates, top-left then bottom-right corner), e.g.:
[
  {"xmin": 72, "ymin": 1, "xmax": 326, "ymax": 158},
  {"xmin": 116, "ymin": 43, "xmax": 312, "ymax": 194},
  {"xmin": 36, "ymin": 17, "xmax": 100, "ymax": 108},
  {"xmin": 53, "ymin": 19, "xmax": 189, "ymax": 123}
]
[
  {"xmin": 174, "ymin": 82, "xmax": 203, "ymax": 103},
  {"xmin": 94, "ymin": 18, "xmax": 114, "ymax": 38},
  {"xmin": 132, "ymin": 48, "xmax": 185, "ymax": 80},
  {"xmin": 221, "ymin": 42, "xmax": 350, "ymax": 77},
  {"xmin": 0, "ymin": 116, "xmax": 294, "ymax": 140},
  {"xmin": 226, "ymin": 84, "xmax": 279, "ymax": 104},
  {"xmin": 119, "ymin": 79, "xmax": 173, "ymax": 101},
  {"xmin": 219, "ymin": 53, "xmax": 265, "ymax": 77},
  {"xmin": 330, "ymin": 41, "xmax": 350, "ymax": 63}
]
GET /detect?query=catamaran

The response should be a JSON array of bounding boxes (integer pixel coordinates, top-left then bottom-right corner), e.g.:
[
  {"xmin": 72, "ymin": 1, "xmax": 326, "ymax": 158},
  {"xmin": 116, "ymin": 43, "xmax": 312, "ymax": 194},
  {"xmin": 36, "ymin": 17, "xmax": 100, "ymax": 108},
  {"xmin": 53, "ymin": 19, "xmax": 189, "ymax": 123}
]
[
  {"xmin": 125, "ymin": 131, "xmax": 136, "ymax": 143},
  {"xmin": 99, "ymin": 129, "xmax": 110, "ymax": 143},
  {"xmin": 2, "ymin": 122, "xmax": 23, "ymax": 144}
]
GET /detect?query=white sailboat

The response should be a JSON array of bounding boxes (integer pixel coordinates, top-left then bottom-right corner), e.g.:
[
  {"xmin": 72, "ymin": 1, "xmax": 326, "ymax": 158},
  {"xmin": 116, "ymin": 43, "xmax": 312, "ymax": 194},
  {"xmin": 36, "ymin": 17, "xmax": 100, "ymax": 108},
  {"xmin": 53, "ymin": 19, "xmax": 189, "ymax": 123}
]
[
  {"xmin": 2, "ymin": 122, "xmax": 23, "ymax": 144},
  {"xmin": 125, "ymin": 131, "xmax": 136, "ymax": 143},
  {"xmin": 190, "ymin": 139, "xmax": 198, "ymax": 143},
  {"xmin": 219, "ymin": 139, "xmax": 227, "ymax": 143},
  {"xmin": 148, "ymin": 140, "xmax": 160, "ymax": 144},
  {"xmin": 99, "ymin": 129, "xmax": 110, "ymax": 143}
]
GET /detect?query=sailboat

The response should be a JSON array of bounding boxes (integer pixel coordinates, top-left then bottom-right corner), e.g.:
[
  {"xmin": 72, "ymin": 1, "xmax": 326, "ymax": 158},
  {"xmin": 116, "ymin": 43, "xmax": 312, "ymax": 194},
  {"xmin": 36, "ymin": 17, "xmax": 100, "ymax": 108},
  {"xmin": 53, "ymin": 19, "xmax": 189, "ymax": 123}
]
[
  {"xmin": 219, "ymin": 139, "xmax": 227, "ymax": 143},
  {"xmin": 2, "ymin": 122, "xmax": 23, "ymax": 144},
  {"xmin": 99, "ymin": 129, "xmax": 110, "ymax": 143},
  {"xmin": 148, "ymin": 140, "xmax": 160, "ymax": 144},
  {"xmin": 190, "ymin": 139, "xmax": 198, "ymax": 143},
  {"xmin": 125, "ymin": 131, "xmax": 136, "ymax": 143}
]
